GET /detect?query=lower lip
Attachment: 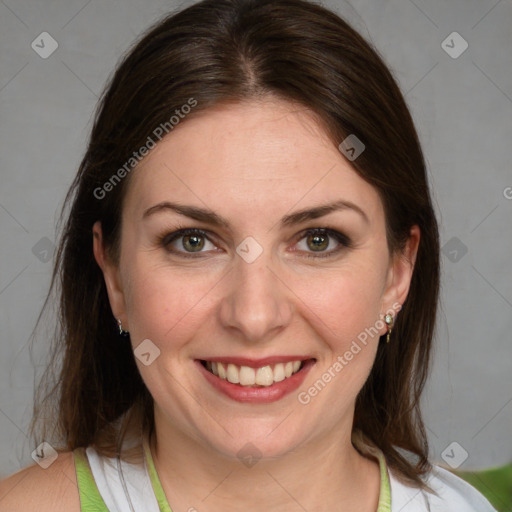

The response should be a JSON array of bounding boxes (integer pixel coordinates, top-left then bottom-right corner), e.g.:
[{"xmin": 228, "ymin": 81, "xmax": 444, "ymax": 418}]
[{"xmin": 196, "ymin": 359, "xmax": 315, "ymax": 403}]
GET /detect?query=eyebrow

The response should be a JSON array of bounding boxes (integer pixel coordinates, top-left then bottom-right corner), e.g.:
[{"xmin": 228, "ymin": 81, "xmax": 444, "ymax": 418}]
[{"xmin": 142, "ymin": 199, "xmax": 369, "ymax": 227}]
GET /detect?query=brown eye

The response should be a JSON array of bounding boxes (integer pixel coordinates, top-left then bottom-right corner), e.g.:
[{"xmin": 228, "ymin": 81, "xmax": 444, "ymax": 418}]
[
  {"xmin": 295, "ymin": 228, "xmax": 352, "ymax": 259},
  {"xmin": 163, "ymin": 228, "xmax": 216, "ymax": 257},
  {"xmin": 306, "ymin": 232, "xmax": 329, "ymax": 252},
  {"xmin": 181, "ymin": 233, "xmax": 205, "ymax": 252}
]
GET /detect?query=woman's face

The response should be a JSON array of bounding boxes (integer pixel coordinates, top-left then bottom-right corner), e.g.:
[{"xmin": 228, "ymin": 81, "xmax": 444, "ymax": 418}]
[{"xmin": 94, "ymin": 98, "xmax": 417, "ymax": 459}]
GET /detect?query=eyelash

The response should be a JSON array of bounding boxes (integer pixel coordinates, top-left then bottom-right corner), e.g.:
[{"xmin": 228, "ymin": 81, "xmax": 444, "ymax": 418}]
[{"xmin": 157, "ymin": 224, "xmax": 352, "ymax": 260}]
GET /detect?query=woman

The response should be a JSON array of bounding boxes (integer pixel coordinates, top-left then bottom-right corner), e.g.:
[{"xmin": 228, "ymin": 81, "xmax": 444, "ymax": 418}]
[{"xmin": 0, "ymin": 0, "xmax": 497, "ymax": 510}]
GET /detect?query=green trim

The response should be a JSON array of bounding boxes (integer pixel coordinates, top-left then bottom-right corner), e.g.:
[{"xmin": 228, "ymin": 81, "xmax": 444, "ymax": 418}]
[
  {"xmin": 73, "ymin": 433, "xmax": 392, "ymax": 512},
  {"xmin": 142, "ymin": 433, "xmax": 392, "ymax": 512},
  {"xmin": 376, "ymin": 449, "xmax": 392, "ymax": 512},
  {"xmin": 143, "ymin": 435, "xmax": 174, "ymax": 512},
  {"xmin": 73, "ymin": 447, "xmax": 110, "ymax": 511}
]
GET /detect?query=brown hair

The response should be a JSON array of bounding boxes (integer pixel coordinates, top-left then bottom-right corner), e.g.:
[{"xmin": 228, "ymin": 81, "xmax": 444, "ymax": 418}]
[{"xmin": 30, "ymin": 0, "xmax": 439, "ymax": 491}]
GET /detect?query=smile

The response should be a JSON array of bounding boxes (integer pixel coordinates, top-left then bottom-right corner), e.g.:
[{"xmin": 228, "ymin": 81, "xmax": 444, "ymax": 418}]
[
  {"xmin": 197, "ymin": 357, "xmax": 316, "ymax": 403},
  {"xmin": 202, "ymin": 360, "xmax": 304, "ymax": 387}
]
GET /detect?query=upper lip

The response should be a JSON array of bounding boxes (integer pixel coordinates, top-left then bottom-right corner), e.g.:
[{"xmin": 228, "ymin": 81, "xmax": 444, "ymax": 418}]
[{"xmin": 198, "ymin": 356, "xmax": 314, "ymax": 368}]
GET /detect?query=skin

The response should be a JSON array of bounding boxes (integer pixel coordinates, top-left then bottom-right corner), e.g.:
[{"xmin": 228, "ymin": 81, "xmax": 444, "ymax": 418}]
[{"xmin": 92, "ymin": 97, "xmax": 420, "ymax": 512}]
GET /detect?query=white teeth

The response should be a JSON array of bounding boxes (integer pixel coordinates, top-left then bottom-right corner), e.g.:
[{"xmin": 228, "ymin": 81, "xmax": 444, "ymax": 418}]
[
  {"xmin": 205, "ymin": 360, "xmax": 304, "ymax": 387},
  {"xmin": 273, "ymin": 363, "xmax": 285, "ymax": 382},
  {"xmin": 226, "ymin": 363, "xmax": 240, "ymax": 384},
  {"xmin": 255, "ymin": 366, "xmax": 273, "ymax": 386},
  {"xmin": 239, "ymin": 366, "xmax": 256, "ymax": 386}
]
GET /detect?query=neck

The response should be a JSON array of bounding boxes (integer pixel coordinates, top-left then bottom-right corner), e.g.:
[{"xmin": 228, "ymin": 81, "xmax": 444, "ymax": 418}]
[{"xmin": 149, "ymin": 413, "xmax": 381, "ymax": 512}]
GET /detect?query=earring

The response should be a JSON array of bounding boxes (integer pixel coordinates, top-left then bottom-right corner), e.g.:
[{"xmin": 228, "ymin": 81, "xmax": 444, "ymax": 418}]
[
  {"xmin": 384, "ymin": 314, "xmax": 393, "ymax": 344},
  {"xmin": 117, "ymin": 318, "xmax": 129, "ymax": 336}
]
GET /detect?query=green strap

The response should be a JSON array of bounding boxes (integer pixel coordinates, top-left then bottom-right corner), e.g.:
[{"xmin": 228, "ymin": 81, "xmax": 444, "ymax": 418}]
[
  {"xmin": 74, "ymin": 436, "xmax": 392, "ymax": 512},
  {"xmin": 143, "ymin": 436, "xmax": 174, "ymax": 512},
  {"xmin": 351, "ymin": 429, "xmax": 392, "ymax": 511},
  {"xmin": 73, "ymin": 447, "xmax": 110, "ymax": 511},
  {"xmin": 376, "ymin": 449, "xmax": 392, "ymax": 512},
  {"xmin": 142, "ymin": 434, "xmax": 392, "ymax": 512},
  {"xmin": 73, "ymin": 442, "xmax": 172, "ymax": 512}
]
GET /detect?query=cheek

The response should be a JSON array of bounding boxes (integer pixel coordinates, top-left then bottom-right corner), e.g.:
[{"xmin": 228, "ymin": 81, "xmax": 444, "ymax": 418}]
[
  {"xmin": 291, "ymin": 260, "xmax": 386, "ymax": 347},
  {"xmin": 291, "ymin": 266, "xmax": 386, "ymax": 413},
  {"xmin": 122, "ymin": 259, "xmax": 221, "ymax": 350}
]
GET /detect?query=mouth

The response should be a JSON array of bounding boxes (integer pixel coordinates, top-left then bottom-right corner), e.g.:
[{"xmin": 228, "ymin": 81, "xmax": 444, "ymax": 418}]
[
  {"xmin": 201, "ymin": 359, "xmax": 308, "ymax": 387},
  {"xmin": 197, "ymin": 357, "xmax": 316, "ymax": 403}
]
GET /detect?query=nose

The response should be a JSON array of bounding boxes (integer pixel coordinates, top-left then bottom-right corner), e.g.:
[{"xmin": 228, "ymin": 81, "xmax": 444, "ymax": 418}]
[{"xmin": 218, "ymin": 249, "xmax": 293, "ymax": 344}]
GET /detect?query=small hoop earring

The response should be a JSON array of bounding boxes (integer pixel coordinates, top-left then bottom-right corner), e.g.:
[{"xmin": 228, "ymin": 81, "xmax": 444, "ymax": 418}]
[
  {"xmin": 384, "ymin": 314, "xmax": 393, "ymax": 344},
  {"xmin": 117, "ymin": 318, "xmax": 129, "ymax": 337}
]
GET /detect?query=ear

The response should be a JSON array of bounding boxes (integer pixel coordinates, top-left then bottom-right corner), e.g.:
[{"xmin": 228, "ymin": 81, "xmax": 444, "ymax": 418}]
[
  {"xmin": 380, "ymin": 225, "xmax": 420, "ymax": 325},
  {"xmin": 92, "ymin": 220, "xmax": 128, "ymax": 329}
]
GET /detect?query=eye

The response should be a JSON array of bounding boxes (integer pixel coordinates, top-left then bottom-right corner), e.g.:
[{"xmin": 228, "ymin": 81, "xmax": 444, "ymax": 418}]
[
  {"xmin": 159, "ymin": 227, "xmax": 351, "ymax": 259},
  {"xmin": 294, "ymin": 228, "xmax": 351, "ymax": 258},
  {"xmin": 162, "ymin": 228, "xmax": 217, "ymax": 257}
]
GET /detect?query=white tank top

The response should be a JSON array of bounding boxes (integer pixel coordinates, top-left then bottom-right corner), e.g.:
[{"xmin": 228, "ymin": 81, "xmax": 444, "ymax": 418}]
[{"xmin": 78, "ymin": 429, "xmax": 497, "ymax": 511}]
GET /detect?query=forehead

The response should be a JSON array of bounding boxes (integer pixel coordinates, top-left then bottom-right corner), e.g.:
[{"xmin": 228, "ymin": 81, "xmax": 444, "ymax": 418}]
[{"xmin": 124, "ymin": 99, "xmax": 383, "ymax": 225}]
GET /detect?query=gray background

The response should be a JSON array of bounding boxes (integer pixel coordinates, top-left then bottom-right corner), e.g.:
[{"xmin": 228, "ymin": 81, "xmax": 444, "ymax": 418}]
[{"xmin": 1, "ymin": 0, "xmax": 511, "ymax": 479}]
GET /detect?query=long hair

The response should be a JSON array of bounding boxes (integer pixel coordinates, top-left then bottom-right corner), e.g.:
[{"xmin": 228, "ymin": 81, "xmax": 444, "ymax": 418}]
[{"xmin": 30, "ymin": 0, "xmax": 439, "ymax": 490}]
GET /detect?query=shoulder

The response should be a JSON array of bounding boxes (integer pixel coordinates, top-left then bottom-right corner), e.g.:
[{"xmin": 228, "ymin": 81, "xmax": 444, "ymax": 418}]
[
  {"xmin": 426, "ymin": 464, "xmax": 498, "ymax": 511},
  {"xmin": 388, "ymin": 463, "xmax": 498, "ymax": 511},
  {"xmin": 0, "ymin": 451, "xmax": 81, "ymax": 512}
]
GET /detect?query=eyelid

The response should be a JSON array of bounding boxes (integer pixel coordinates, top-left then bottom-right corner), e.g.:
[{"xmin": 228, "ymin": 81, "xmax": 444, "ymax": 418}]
[
  {"xmin": 291, "ymin": 227, "xmax": 352, "ymax": 259},
  {"xmin": 159, "ymin": 227, "xmax": 217, "ymax": 258},
  {"xmin": 159, "ymin": 226, "xmax": 352, "ymax": 259}
]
